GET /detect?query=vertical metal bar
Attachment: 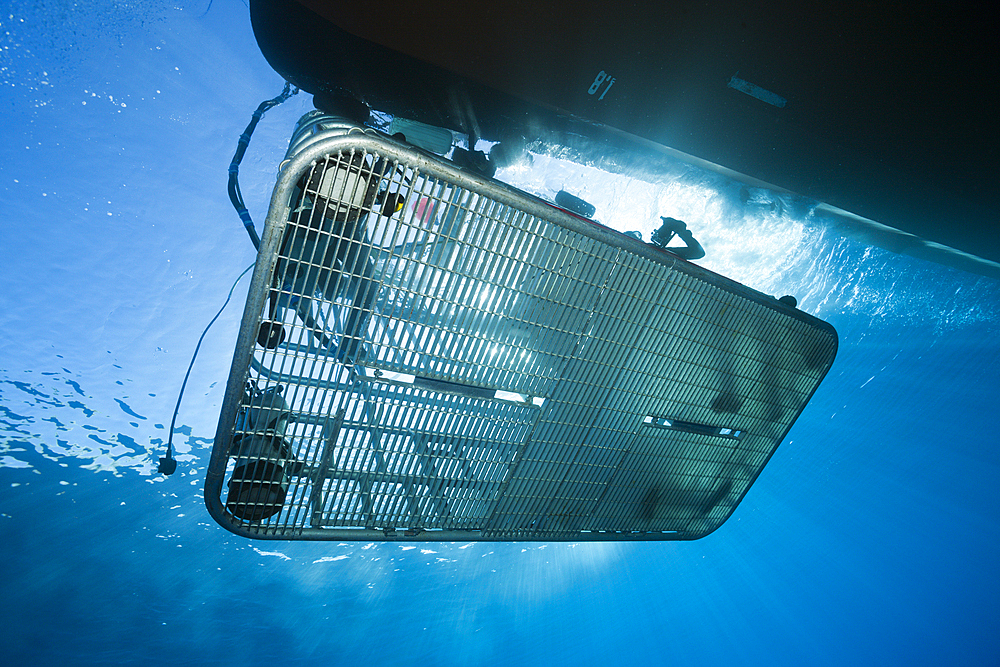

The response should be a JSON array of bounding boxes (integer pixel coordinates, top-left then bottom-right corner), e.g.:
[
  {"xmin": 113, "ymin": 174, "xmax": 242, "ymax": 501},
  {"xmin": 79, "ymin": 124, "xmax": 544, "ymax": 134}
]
[{"xmin": 310, "ymin": 407, "xmax": 346, "ymax": 526}]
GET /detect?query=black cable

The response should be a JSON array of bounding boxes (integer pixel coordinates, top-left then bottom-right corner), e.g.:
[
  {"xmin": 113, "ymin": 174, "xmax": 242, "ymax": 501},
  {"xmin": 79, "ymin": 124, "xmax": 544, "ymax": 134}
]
[
  {"xmin": 159, "ymin": 263, "xmax": 255, "ymax": 475},
  {"xmin": 161, "ymin": 85, "xmax": 298, "ymax": 474},
  {"xmin": 228, "ymin": 82, "xmax": 298, "ymax": 250}
]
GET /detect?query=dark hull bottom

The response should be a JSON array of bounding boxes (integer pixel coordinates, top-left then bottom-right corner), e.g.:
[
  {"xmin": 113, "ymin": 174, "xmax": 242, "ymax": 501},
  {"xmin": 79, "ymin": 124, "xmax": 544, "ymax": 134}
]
[{"xmin": 250, "ymin": 0, "xmax": 999, "ymax": 277}]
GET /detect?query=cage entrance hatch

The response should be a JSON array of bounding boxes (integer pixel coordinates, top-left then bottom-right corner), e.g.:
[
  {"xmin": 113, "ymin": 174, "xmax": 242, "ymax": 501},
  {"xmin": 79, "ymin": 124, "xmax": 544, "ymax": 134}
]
[{"xmin": 205, "ymin": 111, "xmax": 838, "ymax": 541}]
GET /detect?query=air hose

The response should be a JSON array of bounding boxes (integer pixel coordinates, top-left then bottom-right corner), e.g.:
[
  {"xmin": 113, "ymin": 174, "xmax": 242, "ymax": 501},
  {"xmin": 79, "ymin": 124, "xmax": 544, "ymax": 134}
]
[{"xmin": 228, "ymin": 82, "xmax": 298, "ymax": 250}]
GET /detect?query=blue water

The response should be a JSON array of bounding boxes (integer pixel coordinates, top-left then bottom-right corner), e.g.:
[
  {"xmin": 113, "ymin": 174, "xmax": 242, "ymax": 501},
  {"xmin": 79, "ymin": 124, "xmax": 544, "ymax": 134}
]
[{"xmin": 2, "ymin": 2, "xmax": 998, "ymax": 665}]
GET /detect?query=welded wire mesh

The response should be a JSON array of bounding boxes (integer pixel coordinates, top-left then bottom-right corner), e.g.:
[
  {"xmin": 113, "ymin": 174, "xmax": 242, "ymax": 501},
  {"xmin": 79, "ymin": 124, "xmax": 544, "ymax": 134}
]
[{"xmin": 207, "ymin": 116, "xmax": 837, "ymax": 541}]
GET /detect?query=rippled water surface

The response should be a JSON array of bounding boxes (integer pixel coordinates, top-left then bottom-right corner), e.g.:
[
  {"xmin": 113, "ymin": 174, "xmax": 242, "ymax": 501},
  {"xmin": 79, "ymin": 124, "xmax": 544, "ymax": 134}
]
[{"xmin": 2, "ymin": 3, "xmax": 999, "ymax": 665}]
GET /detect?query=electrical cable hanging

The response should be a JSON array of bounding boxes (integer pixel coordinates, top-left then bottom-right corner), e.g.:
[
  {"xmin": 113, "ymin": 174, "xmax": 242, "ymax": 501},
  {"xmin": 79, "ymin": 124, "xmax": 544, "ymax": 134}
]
[
  {"xmin": 159, "ymin": 263, "xmax": 254, "ymax": 475},
  {"xmin": 160, "ymin": 84, "xmax": 298, "ymax": 476},
  {"xmin": 228, "ymin": 81, "xmax": 298, "ymax": 250}
]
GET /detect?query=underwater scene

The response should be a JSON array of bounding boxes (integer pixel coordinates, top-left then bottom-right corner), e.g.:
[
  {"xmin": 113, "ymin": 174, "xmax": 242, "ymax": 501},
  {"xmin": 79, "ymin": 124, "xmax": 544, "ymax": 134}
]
[{"xmin": 2, "ymin": 2, "xmax": 998, "ymax": 665}]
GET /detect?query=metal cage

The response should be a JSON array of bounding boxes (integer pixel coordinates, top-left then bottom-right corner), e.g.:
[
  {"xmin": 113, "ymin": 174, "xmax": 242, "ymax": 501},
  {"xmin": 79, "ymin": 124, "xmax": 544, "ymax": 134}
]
[{"xmin": 205, "ymin": 111, "xmax": 838, "ymax": 541}]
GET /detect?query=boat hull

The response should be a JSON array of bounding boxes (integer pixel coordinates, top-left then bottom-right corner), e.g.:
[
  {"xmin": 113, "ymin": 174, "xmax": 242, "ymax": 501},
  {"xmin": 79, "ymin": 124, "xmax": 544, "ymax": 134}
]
[{"xmin": 251, "ymin": 0, "xmax": 1000, "ymax": 274}]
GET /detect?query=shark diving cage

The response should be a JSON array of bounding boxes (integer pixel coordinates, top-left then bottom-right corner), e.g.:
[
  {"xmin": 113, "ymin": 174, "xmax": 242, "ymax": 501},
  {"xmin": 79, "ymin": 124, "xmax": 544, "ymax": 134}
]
[{"xmin": 205, "ymin": 110, "xmax": 838, "ymax": 542}]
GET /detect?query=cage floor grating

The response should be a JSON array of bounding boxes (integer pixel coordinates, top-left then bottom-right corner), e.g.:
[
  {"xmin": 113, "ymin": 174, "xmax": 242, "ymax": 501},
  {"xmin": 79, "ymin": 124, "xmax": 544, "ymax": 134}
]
[{"xmin": 205, "ymin": 116, "xmax": 837, "ymax": 541}]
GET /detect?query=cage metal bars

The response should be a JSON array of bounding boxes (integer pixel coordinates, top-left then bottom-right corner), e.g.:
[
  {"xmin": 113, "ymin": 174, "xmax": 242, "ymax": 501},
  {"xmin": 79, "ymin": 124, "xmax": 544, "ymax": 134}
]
[{"xmin": 207, "ymin": 121, "xmax": 840, "ymax": 544}]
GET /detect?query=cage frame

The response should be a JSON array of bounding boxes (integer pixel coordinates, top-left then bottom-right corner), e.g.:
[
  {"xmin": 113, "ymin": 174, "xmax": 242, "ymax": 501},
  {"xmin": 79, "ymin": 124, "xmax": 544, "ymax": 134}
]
[{"xmin": 205, "ymin": 115, "xmax": 837, "ymax": 542}]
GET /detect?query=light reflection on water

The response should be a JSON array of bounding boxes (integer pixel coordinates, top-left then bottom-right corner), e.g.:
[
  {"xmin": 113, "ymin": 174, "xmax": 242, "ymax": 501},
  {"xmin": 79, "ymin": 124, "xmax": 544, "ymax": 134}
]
[
  {"xmin": 2, "ymin": 3, "xmax": 999, "ymax": 664},
  {"xmin": 0, "ymin": 366, "xmax": 210, "ymax": 476}
]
